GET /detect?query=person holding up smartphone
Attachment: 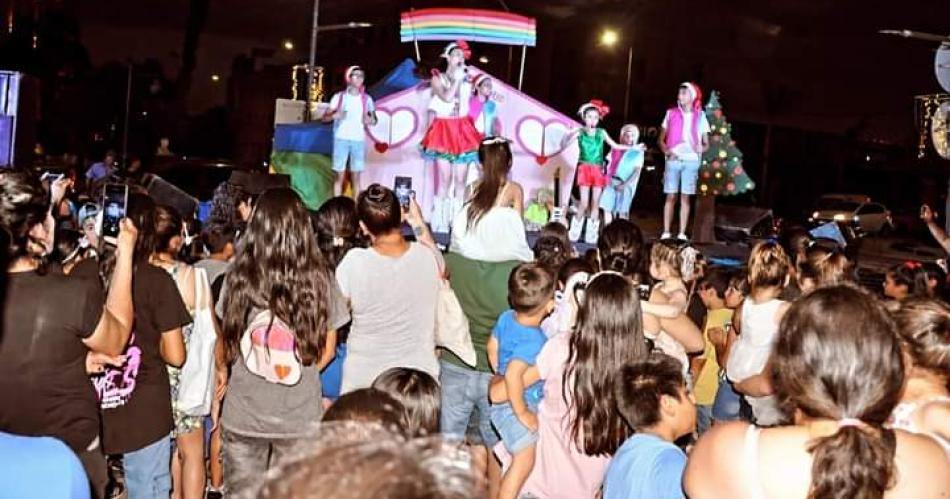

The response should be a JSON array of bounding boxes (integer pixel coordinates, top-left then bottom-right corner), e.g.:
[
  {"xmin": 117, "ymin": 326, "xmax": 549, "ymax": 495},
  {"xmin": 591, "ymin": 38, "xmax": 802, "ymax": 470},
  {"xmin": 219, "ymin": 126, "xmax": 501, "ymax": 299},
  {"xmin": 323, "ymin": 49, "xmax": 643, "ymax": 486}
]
[{"xmin": 0, "ymin": 172, "xmax": 136, "ymax": 498}]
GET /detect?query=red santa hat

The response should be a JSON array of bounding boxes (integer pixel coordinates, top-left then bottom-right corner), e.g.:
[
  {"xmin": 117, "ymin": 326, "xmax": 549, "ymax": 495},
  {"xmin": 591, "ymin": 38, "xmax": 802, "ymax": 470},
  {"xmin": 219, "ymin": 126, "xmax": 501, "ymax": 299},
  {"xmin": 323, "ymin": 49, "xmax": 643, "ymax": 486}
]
[
  {"xmin": 679, "ymin": 82, "xmax": 703, "ymax": 111},
  {"xmin": 472, "ymin": 73, "xmax": 492, "ymax": 89},
  {"xmin": 345, "ymin": 65, "xmax": 364, "ymax": 85},
  {"xmin": 441, "ymin": 40, "xmax": 472, "ymax": 60},
  {"xmin": 577, "ymin": 99, "xmax": 610, "ymax": 118}
]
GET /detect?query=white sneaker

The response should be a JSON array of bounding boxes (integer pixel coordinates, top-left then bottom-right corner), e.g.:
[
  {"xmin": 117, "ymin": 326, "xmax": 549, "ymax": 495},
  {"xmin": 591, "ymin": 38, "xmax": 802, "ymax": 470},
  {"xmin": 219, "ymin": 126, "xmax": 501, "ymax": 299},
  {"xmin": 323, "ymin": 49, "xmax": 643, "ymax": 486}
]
[
  {"xmin": 660, "ymin": 232, "xmax": 673, "ymax": 240},
  {"xmin": 569, "ymin": 216, "xmax": 585, "ymax": 242},
  {"xmin": 677, "ymin": 233, "xmax": 689, "ymax": 241},
  {"xmin": 585, "ymin": 218, "xmax": 600, "ymax": 244}
]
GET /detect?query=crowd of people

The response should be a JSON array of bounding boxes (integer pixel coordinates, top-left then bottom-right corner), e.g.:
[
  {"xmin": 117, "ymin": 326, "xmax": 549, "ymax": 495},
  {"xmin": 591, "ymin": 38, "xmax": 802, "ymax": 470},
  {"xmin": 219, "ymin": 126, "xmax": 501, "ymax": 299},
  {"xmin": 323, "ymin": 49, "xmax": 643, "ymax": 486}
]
[{"xmin": 0, "ymin": 133, "xmax": 948, "ymax": 499}]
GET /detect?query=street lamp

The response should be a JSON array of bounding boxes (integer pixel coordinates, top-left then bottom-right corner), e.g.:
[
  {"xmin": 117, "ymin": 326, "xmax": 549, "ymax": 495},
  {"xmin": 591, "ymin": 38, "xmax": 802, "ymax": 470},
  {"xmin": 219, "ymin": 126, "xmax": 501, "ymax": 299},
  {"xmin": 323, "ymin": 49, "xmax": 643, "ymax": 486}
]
[
  {"xmin": 282, "ymin": 39, "xmax": 295, "ymax": 51},
  {"xmin": 600, "ymin": 29, "xmax": 619, "ymax": 47},
  {"xmin": 599, "ymin": 28, "xmax": 633, "ymax": 122}
]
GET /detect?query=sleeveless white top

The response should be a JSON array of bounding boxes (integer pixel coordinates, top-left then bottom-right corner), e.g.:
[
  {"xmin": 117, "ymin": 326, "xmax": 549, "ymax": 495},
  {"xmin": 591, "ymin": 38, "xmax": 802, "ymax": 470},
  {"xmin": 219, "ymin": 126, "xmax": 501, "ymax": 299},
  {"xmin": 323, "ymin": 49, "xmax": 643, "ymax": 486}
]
[
  {"xmin": 449, "ymin": 183, "xmax": 532, "ymax": 263},
  {"xmin": 428, "ymin": 73, "xmax": 472, "ymax": 118},
  {"xmin": 727, "ymin": 299, "xmax": 786, "ymax": 426}
]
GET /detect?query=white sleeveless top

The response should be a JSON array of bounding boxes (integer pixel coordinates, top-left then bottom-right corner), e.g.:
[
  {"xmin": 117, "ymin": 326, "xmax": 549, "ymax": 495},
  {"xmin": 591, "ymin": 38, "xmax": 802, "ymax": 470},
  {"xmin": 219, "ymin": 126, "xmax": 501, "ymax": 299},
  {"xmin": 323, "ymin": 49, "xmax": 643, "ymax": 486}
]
[
  {"xmin": 727, "ymin": 299, "xmax": 786, "ymax": 426},
  {"xmin": 449, "ymin": 183, "xmax": 532, "ymax": 263},
  {"xmin": 428, "ymin": 73, "xmax": 472, "ymax": 118}
]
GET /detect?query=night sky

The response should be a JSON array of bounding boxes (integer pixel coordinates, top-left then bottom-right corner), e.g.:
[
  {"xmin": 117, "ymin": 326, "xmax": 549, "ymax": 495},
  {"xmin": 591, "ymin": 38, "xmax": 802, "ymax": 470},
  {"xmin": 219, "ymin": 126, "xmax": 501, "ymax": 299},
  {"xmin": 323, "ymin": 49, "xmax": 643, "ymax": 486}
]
[{"xmin": 69, "ymin": 0, "xmax": 949, "ymax": 144}]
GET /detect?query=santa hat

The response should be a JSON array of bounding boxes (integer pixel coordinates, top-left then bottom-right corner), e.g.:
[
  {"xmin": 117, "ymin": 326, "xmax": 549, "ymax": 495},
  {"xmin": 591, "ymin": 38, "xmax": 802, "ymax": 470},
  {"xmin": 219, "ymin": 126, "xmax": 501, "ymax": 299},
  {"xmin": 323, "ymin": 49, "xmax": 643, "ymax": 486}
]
[
  {"xmin": 441, "ymin": 40, "xmax": 472, "ymax": 60},
  {"xmin": 620, "ymin": 124, "xmax": 640, "ymax": 144},
  {"xmin": 679, "ymin": 82, "xmax": 703, "ymax": 111},
  {"xmin": 472, "ymin": 73, "xmax": 492, "ymax": 89},
  {"xmin": 345, "ymin": 65, "xmax": 364, "ymax": 84},
  {"xmin": 577, "ymin": 99, "xmax": 610, "ymax": 118}
]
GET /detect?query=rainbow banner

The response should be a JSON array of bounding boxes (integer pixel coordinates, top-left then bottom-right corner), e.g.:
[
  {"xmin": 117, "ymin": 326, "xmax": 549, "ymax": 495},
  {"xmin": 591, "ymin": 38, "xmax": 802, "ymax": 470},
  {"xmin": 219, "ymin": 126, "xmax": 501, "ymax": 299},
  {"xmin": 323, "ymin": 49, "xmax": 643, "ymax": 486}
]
[{"xmin": 401, "ymin": 8, "xmax": 537, "ymax": 47}]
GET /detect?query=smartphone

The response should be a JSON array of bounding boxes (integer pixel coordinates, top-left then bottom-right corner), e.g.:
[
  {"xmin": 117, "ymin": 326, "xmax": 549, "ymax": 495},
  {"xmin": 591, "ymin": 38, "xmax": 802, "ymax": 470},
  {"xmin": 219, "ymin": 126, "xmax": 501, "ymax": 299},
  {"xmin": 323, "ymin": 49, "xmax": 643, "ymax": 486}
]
[
  {"xmin": 394, "ymin": 176, "xmax": 413, "ymax": 208},
  {"xmin": 638, "ymin": 284, "xmax": 651, "ymax": 301},
  {"xmin": 100, "ymin": 183, "xmax": 129, "ymax": 241}
]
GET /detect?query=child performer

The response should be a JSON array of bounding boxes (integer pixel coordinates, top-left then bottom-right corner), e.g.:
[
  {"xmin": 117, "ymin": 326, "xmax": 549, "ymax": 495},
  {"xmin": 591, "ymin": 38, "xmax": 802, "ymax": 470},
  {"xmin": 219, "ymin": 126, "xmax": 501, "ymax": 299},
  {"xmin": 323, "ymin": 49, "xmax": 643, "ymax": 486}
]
[
  {"xmin": 420, "ymin": 40, "xmax": 482, "ymax": 232},
  {"xmin": 599, "ymin": 124, "xmax": 646, "ymax": 226},
  {"xmin": 561, "ymin": 100, "xmax": 632, "ymax": 244},
  {"xmin": 658, "ymin": 82, "xmax": 710, "ymax": 241},
  {"xmin": 469, "ymin": 73, "xmax": 503, "ymax": 137},
  {"xmin": 327, "ymin": 66, "xmax": 378, "ymax": 197}
]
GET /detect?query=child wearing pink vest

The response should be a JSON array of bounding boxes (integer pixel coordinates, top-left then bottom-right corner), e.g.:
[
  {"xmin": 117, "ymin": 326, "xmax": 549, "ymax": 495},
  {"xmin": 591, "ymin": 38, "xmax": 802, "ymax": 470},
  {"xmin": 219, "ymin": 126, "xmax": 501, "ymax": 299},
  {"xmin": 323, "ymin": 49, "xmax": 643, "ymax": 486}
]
[{"xmin": 659, "ymin": 82, "xmax": 710, "ymax": 241}]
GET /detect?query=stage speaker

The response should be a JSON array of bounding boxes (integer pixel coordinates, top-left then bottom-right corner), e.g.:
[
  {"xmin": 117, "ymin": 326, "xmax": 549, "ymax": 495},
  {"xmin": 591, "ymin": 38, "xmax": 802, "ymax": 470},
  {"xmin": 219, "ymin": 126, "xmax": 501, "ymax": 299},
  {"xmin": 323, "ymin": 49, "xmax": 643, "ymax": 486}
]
[
  {"xmin": 228, "ymin": 170, "xmax": 291, "ymax": 195},
  {"xmin": 142, "ymin": 173, "xmax": 199, "ymax": 219},
  {"xmin": 714, "ymin": 204, "xmax": 775, "ymax": 242}
]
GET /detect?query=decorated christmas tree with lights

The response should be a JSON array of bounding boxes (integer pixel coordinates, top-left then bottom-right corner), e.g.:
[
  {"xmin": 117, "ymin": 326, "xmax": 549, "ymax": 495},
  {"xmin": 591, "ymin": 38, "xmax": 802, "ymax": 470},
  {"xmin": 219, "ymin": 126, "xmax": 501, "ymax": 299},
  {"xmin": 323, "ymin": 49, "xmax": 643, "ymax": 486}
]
[{"xmin": 699, "ymin": 91, "xmax": 755, "ymax": 196}]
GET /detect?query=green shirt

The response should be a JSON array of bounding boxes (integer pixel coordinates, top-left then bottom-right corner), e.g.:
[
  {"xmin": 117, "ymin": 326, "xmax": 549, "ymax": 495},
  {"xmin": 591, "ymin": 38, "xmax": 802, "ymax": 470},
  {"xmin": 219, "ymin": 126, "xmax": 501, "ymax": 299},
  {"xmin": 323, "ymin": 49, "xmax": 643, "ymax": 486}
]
[
  {"xmin": 442, "ymin": 252, "xmax": 520, "ymax": 373},
  {"xmin": 578, "ymin": 128, "xmax": 606, "ymax": 165}
]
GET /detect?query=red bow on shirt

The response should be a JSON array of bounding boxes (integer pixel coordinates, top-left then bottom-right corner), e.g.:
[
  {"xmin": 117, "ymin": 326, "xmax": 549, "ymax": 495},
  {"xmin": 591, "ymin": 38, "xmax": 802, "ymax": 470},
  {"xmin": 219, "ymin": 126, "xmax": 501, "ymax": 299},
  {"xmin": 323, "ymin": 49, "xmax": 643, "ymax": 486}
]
[{"xmin": 904, "ymin": 260, "xmax": 923, "ymax": 270}]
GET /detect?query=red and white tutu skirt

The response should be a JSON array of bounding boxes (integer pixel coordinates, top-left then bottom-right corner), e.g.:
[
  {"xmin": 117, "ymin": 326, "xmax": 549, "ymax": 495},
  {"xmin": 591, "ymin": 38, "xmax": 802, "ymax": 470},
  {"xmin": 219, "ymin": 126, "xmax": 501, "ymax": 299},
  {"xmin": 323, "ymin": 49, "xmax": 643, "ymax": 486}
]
[{"xmin": 420, "ymin": 117, "xmax": 481, "ymax": 164}]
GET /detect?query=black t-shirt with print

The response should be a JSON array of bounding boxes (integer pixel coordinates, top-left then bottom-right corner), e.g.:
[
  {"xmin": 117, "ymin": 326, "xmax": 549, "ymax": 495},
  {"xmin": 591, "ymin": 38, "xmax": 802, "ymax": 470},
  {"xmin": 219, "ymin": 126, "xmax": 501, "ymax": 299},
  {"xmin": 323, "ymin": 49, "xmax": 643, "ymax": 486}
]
[
  {"xmin": 81, "ymin": 262, "xmax": 192, "ymax": 454},
  {"xmin": 0, "ymin": 269, "xmax": 103, "ymax": 453}
]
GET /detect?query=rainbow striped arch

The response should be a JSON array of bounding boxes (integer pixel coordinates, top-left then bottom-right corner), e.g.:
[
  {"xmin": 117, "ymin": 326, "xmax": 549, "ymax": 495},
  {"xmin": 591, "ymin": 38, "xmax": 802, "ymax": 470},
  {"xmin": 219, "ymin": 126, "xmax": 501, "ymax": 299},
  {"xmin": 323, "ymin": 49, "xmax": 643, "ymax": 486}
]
[{"xmin": 400, "ymin": 8, "xmax": 537, "ymax": 47}]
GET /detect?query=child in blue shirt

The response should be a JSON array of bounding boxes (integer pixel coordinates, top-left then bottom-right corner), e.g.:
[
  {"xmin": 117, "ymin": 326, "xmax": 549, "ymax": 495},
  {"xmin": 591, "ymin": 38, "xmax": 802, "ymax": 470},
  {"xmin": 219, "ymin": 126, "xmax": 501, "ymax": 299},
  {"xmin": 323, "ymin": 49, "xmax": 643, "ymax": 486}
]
[
  {"xmin": 487, "ymin": 262, "xmax": 556, "ymax": 499},
  {"xmin": 604, "ymin": 353, "xmax": 697, "ymax": 499}
]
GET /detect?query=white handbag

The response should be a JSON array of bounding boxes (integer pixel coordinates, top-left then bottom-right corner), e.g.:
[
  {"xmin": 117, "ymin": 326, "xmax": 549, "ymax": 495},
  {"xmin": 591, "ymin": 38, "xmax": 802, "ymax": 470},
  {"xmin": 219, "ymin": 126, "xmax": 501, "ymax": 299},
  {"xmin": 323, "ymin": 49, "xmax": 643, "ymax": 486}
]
[
  {"xmin": 425, "ymin": 245, "xmax": 478, "ymax": 367},
  {"xmin": 176, "ymin": 267, "xmax": 217, "ymax": 416}
]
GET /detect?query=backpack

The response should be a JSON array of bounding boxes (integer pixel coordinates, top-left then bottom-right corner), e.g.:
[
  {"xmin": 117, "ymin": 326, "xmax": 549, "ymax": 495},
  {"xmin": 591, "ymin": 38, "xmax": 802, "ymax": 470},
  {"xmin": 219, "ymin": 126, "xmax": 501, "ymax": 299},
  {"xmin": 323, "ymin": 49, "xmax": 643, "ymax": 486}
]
[{"xmin": 239, "ymin": 310, "xmax": 302, "ymax": 386}]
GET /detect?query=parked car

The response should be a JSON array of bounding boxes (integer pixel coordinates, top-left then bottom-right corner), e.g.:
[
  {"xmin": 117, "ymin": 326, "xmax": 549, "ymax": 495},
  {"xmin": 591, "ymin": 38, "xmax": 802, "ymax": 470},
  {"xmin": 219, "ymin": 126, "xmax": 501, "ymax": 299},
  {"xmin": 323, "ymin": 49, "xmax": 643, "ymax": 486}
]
[{"xmin": 809, "ymin": 194, "xmax": 893, "ymax": 235}]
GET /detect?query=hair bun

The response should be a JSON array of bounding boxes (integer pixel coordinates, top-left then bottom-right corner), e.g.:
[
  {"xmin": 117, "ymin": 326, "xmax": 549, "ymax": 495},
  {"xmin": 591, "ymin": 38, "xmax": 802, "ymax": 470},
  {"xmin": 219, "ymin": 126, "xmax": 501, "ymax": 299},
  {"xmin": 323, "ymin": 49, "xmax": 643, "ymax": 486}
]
[{"xmin": 366, "ymin": 185, "xmax": 388, "ymax": 202}]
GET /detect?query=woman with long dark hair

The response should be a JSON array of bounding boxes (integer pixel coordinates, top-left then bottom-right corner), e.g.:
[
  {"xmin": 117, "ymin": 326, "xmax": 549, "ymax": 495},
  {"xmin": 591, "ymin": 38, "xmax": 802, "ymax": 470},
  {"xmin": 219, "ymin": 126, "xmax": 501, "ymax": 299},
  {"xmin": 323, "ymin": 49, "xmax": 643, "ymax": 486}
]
[
  {"xmin": 0, "ymin": 171, "xmax": 135, "ymax": 498},
  {"xmin": 685, "ymin": 286, "xmax": 950, "ymax": 498},
  {"xmin": 597, "ymin": 219, "xmax": 704, "ymax": 355},
  {"xmin": 218, "ymin": 188, "xmax": 348, "ymax": 494},
  {"xmin": 491, "ymin": 272, "xmax": 649, "ymax": 498},
  {"xmin": 449, "ymin": 137, "xmax": 532, "ymax": 262}
]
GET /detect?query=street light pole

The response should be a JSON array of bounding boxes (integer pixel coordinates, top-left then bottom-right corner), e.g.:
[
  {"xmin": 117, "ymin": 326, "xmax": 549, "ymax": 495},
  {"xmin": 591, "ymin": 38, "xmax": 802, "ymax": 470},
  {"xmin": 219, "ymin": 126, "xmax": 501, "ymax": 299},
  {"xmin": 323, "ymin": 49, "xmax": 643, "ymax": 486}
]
[
  {"xmin": 305, "ymin": 0, "xmax": 320, "ymax": 122},
  {"xmin": 623, "ymin": 45, "xmax": 633, "ymax": 123}
]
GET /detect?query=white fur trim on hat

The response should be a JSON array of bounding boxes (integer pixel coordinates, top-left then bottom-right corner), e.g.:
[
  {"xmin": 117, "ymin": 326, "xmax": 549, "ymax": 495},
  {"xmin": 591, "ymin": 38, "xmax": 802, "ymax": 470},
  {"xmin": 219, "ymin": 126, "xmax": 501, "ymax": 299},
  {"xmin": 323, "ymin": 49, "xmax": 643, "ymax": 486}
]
[
  {"xmin": 441, "ymin": 42, "xmax": 460, "ymax": 59},
  {"xmin": 680, "ymin": 82, "xmax": 697, "ymax": 101},
  {"xmin": 620, "ymin": 124, "xmax": 640, "ymax": 144},
  {"xmin": 345, "ymin": 65, "xmax": 363, "ymax": 82},
  {"xmin": 472, "ymin": 73, "xmax": 491, "ymax": 88}
]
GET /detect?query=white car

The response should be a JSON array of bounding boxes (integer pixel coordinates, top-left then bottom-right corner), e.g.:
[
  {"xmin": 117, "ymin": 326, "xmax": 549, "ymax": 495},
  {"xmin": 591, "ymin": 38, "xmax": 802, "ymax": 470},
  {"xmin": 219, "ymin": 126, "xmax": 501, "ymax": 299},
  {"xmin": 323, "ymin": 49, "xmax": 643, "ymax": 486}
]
[{"xmin": 809, "ymin": 195, "xmax": 893, "ymax": 235}]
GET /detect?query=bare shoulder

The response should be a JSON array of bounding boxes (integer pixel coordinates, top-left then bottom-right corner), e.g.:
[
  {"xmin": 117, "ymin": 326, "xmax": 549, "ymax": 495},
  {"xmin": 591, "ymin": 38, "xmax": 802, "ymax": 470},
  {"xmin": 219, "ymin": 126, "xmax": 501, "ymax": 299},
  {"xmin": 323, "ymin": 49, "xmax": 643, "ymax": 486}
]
[
  {"xmin": 917, "ymin": 398, "xmax": 950, "ymax": 436},
  {"xmin": 893, "ymin": 430, "xmax": 950, "ymax": 493},
  {"xmin": 685, "ymin": 422, "xmax": 750, "ymax": 498}
]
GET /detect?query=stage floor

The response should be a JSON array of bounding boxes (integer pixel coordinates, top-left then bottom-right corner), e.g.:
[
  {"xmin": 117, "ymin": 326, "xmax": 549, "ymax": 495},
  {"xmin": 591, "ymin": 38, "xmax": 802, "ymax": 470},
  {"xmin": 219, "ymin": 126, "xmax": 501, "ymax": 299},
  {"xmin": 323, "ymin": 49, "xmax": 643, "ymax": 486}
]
[{"xmin": 427, "ymin": 210, "xmax": 753, "ymax": 267}]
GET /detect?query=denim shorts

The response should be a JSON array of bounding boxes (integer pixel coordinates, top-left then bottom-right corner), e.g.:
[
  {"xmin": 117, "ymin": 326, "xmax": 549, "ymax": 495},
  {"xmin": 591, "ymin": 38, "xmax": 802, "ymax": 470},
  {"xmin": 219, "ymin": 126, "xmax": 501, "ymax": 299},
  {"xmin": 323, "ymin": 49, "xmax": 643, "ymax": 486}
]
[
  {"xmin": 332, "ymin": 138, "xmax": 366, "ymax": 172},
  {"xmin": 712, "ymin": 373, "xmax": 742, "ymax": 422},
  {"xmin": 439, "ymin": 360, "xmax": 499, "ymax": 448},
  {"xmin": 490, "ymin": 400, "xmax": 540, "ymax": 454},
  {"xmin": 663, "ymin": 158, "xmax": 700, "ymax": 195},
  {"xmin": 123, "ymin": 434, "xmax": 171, "ymax": 499}
]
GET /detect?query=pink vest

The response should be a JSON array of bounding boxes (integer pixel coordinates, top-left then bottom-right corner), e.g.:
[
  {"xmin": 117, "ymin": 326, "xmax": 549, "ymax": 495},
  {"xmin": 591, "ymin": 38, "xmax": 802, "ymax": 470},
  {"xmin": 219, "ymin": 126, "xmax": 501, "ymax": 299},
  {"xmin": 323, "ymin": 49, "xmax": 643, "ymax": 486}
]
[{"xmin": 665, "ymin": 106, "xmax": 701, "ymax": 151}]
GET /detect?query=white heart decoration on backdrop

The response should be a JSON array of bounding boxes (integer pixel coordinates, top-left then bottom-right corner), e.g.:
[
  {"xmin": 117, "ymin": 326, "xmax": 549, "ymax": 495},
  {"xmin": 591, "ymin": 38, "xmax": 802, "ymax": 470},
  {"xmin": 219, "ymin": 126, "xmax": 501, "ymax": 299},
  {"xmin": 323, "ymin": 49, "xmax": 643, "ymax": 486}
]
[
  {"xmin": 366, "ymin": 107, "xmax": 419, "ymax": 151},
  {"xmin": 514, "ymin": 116, "xmax": 572, "ymax": 165}
]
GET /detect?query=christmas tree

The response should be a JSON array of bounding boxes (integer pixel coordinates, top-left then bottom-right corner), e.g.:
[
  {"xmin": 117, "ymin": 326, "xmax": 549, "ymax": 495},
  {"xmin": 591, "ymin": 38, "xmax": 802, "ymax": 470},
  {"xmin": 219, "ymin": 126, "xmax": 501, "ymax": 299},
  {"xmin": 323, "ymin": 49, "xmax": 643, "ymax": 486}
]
[{"xmin": 699, "ymin": 91, "xmax": 755, "ymax": 196}]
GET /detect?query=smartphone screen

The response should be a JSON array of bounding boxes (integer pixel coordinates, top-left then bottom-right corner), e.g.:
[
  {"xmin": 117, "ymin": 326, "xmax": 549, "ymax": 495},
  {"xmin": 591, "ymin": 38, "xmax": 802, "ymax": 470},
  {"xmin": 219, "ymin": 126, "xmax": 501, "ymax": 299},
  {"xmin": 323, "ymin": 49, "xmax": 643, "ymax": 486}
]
[
  {"xmin": 101, "ymin": 184, "xmax": 129, "ymax": 239},
  {"xmin": 394, "ymin": 176, "xmax": 413, "ymax": 208}
]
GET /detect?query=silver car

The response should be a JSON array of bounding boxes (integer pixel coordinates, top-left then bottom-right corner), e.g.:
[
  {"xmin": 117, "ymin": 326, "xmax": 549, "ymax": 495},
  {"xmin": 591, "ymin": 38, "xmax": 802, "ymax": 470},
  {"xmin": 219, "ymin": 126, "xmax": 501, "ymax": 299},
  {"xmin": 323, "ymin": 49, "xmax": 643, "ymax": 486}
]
[{"xmin": 809, "ymin": 195, "xmax": 893, "ymax": 235}]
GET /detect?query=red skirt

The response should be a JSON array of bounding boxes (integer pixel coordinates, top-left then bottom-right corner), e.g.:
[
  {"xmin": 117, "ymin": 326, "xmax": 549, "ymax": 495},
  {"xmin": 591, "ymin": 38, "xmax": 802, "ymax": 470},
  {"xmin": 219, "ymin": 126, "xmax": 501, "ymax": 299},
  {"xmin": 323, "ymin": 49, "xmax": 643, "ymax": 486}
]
[{"xmin": 420, "ymin": 117, "xmax": 481, "ymax": 164}]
